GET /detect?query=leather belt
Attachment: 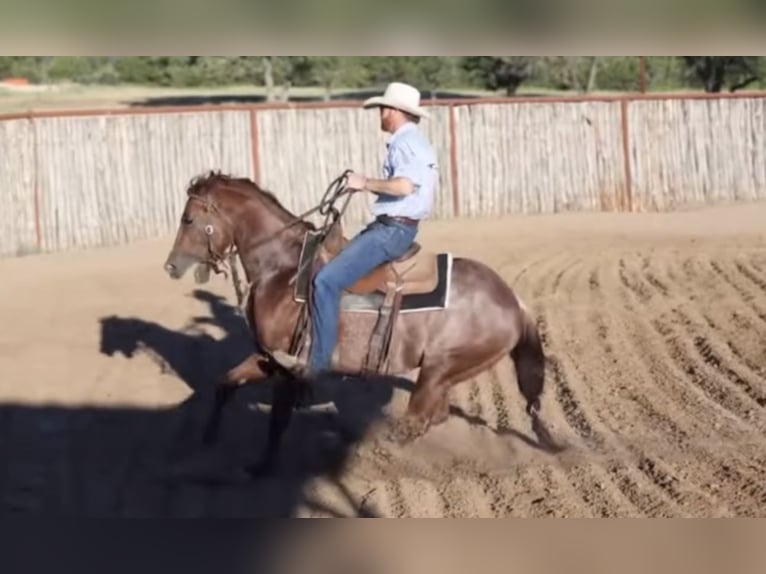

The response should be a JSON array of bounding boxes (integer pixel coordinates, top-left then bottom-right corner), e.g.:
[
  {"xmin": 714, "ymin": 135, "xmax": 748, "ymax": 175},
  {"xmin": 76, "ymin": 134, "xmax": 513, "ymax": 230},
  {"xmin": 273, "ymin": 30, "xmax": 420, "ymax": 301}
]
[{"xmin": 376, "ymin": 214, "xmax": 420, "ymax": 226}]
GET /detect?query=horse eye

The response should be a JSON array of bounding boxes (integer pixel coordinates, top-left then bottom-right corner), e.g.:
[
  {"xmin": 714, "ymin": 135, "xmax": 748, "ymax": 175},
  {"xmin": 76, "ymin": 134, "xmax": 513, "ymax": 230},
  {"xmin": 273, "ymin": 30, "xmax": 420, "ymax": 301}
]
[{"xmin": 181, "ymin": 214, "xmax": 193, "ymax": 224}]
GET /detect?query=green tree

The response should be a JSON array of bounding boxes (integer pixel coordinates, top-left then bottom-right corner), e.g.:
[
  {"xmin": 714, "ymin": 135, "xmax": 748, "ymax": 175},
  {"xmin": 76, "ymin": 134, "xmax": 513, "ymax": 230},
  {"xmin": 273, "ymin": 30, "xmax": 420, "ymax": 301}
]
[
  {"xmin": 462, "ymin": 56, "xmax": 537, "ymax": 95},
  {"xmin": 681, "ymin": 57, "xmax": 762, "ymax": 92},
  {"xmin": 0, "ymin": 57, "xmax": 47, "ymax": 82},
  {"xmin": 306, "ymin": 57, "xmax": 367, "ymax": 99}
]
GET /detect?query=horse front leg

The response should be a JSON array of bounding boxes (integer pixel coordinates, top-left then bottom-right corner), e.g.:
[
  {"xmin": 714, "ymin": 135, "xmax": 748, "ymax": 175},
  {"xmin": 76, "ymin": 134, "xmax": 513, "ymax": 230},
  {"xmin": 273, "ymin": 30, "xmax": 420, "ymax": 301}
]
[
  {"xmin": 202, "ymin": 352, "xmax": 269, "ymax": 445},
  {"xmin": 245, "ymin": 374, "xmax": 301, "ymax": 477}
]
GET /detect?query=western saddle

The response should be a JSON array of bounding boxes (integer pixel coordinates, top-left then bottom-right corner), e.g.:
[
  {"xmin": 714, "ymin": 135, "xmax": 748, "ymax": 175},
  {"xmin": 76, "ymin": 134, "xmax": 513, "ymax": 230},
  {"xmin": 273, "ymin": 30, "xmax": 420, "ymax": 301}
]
[
  {"xmin": 290, "ymin": 221, "xmax": 441, "ymax": 375},
  {"xmin": 336, "ymin": 240, "xmax": 439, "ymax": 296}
]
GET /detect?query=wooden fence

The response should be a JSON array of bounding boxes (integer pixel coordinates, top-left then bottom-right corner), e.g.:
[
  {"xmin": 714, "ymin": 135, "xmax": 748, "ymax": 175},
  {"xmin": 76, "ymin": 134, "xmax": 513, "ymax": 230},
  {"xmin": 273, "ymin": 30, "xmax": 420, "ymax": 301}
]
[{"xmin": 1, "ymin": 92, "xmax": 766, "ymax": 257}]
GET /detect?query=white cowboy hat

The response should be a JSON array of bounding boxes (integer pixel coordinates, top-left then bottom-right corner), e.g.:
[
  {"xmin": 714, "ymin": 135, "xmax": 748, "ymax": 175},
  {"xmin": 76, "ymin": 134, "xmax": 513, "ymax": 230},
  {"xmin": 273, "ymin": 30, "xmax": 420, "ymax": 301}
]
[{"xmin": 363, "ymin": 82, "xmax": 430, "ymax": 119}]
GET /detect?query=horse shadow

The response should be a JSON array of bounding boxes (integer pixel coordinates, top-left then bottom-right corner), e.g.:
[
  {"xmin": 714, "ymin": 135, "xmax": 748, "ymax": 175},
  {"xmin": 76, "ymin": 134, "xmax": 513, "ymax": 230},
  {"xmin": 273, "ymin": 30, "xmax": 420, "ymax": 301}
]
[
  {"xmin": 99, "ymin": 289, "xmax": 255, "ymax": 397},
  {"xmin": 92, "ymin": 288, "xmax": 409, "ymax": 516},
  {"xmin": 92, "ymin": 287, "xmax": 561, "ymax": 514}
]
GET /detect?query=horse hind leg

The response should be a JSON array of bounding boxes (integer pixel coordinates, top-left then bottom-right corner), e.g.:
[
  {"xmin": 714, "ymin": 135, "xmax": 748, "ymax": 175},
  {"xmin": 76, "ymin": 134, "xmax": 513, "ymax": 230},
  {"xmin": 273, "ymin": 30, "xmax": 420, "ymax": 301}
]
[
  {"xmin": 391, "ymin": 351, "xmax": 505, "ymax": 444},
  {"xmin": 388, "ymin": 368, "xmax": 445, "ymax": 444},
  {"xmin": 431, "ymin": 391, "xmax": 451, "ymax": 427}
]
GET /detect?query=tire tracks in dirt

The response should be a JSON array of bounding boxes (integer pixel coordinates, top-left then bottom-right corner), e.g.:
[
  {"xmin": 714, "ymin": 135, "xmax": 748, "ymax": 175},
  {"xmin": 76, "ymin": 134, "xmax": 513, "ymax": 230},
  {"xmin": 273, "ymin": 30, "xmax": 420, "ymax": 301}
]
[
  {"xmin": 584, "ymin": 259, "xmax": 696, "ymax": 517},
  {"xmin": 681, "ymin": 255, "xmax": 766, "ymax": 376},
  {"xmin": 649, "ymin": 253, "xmax": 766, "ymax": 515},
  {"xmin": 618, "ymin": 253, "xmax": 758, "ymax": 429},
  {"xmin": 635, "ymin": 252, "xmax": 766, "ymax": 419},
  {"xmin": 708, "ymin": 259, "xmax": 766, "ymax": 326},
  {"xmin": 734, "ymin": 258, "xmax": 766, "ymax": 294},
  {"xmin": 537, "ymin": 254, "xmax": 645, "ymax": 517},
  {"xmin": 645, "ymin": 254, "xmax": 766, "ymax": 428},
  {"xmin": 595, "ymin": 250, "xmax": 746, "ymax": 515},
  {"xmin": 576, "ymin": 253, "xmax": 720, "ymax": 516},
  {"xmin": 682, "ymin": 256, "xmax": 766, "ymax": 372},
  {"xmin": 606, "ymin": 249, "xmax": 766, "ymax": 516},
  {"xmin": 683, "ymin": 312, "xmax": 765, "ymax": 411},
  {"xmin": 531, "ymin": 254, "xmax": 605, "ymax": 451}
]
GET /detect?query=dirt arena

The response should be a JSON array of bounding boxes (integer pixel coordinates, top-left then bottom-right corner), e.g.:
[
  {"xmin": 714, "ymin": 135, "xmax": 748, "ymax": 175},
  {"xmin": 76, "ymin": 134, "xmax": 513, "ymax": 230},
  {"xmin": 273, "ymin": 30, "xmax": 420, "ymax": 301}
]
[{"xmin": 1, "ymin": 201, "xmax": 765, "ymax": 518}]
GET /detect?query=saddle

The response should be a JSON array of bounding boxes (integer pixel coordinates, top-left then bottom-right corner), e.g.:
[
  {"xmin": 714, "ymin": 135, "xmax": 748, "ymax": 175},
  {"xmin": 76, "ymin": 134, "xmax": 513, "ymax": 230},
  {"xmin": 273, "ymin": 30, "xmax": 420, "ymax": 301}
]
[
  {"xmin": 290, "ymin": 218, "xmax": 441, "ymax": 376},
  {"xmin": 323, "ymin": 236, "xmax": 440, "ymax": 296}
]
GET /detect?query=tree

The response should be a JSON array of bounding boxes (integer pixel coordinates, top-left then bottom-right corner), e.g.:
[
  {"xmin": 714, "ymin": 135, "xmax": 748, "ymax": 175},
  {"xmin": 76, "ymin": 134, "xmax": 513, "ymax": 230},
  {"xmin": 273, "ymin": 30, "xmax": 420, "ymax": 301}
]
[
  {"xmin": 462, "ymin": 56, "xmax": 537, "ymax": 95},
  {"xmin": 412, "ymin": 57, "xmax": 462, "ymax": 99},
  {"xmin": 307, "ymin": 57, "xmax": 367, "ymax": 100},
  {"xmin": 681, "ymin": 57, "xmax": 762, "ymax": 93},
  {"xmin": 257, "ymin": 57, "xmax": 315, "ymax": 101}
]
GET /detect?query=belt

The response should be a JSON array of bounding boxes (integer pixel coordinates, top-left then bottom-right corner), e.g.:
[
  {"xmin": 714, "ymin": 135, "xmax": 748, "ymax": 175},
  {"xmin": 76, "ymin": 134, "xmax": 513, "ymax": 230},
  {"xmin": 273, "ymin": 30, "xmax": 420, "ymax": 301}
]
[{"xmin": 376, "ymin": 214, "xmax": 420, "ymax": 226}]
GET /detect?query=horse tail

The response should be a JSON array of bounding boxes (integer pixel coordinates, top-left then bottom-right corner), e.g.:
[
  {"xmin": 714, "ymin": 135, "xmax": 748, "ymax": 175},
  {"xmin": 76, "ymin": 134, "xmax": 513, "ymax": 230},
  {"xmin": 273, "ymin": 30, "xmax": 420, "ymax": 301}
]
[
  {"xmin": 510, "ymin": 301, "xmax": 566, "ymax": 454},
  {"xmin": 510, "ymin": 305, "xmax": 545, "ymax": 416}
]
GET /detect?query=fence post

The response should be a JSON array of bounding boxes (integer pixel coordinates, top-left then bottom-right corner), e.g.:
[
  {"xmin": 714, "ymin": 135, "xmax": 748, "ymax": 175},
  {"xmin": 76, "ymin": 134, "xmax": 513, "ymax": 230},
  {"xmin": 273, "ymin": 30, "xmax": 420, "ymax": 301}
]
[
  {"xmin": 29, "ymin": 115, "xmax": 42, "ymax": 252},
  {"xmin": 249, "ymin": 108, "xmax": 261, "ymax": 184},
  {"xmin": 449, "ymin": 104, "xmax": 460, "ymax": 218},
  {"xmin": 620, "ymin": 98, "xmax": 634, "ymax": 212}
]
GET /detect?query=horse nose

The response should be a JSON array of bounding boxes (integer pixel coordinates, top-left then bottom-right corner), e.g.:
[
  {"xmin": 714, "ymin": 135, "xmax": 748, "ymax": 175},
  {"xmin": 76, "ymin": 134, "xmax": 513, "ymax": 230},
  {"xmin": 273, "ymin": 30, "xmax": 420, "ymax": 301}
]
[{"xmin": 164, "ymin": 262, "xmax": 176, "ymax": 274}]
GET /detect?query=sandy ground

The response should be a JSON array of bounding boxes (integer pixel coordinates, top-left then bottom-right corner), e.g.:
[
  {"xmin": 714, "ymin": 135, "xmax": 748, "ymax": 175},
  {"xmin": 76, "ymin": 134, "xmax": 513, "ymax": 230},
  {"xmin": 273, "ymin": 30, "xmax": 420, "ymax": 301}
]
[{"xmin": 1, "ymin": 201, "xmax": 765, "ymax": 517}]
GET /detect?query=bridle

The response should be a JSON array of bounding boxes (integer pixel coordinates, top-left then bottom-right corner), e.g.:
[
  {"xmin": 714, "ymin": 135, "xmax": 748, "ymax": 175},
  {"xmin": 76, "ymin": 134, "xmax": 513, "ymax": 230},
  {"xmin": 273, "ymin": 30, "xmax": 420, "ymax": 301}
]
[
  {"xmin": 184, "ymin": 191, "xmax": 239, "ymax": 281},
  {"xmin": 184, "ymin": 170, "xmax": 356, "ymax": 307}
]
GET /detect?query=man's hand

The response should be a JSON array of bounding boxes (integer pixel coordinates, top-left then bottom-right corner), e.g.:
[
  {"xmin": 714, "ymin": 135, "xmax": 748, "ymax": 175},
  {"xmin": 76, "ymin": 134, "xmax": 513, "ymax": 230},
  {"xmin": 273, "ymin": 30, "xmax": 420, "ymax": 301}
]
[
  {"xmin": 345, "ymin": 171, "xmax": 415, "ymax": 197},
  {"xmin": 345, "ymin": 172, "xmax": 368, "ymax": 191}
]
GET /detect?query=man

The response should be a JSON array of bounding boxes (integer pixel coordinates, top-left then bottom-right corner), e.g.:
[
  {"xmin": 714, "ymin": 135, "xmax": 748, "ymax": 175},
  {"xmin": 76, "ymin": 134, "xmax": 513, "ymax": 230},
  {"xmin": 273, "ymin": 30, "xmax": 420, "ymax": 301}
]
[{"xmin": 272, "ymin": 81, "xmax": 439, "ymax": 377}]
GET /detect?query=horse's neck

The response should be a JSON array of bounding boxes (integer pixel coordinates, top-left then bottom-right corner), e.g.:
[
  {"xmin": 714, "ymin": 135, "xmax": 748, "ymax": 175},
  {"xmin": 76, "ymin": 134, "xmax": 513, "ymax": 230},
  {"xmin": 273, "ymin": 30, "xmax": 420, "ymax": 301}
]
[{"xmin": 229, "ymin": 201, "xmax": 305, "ymax": 287}]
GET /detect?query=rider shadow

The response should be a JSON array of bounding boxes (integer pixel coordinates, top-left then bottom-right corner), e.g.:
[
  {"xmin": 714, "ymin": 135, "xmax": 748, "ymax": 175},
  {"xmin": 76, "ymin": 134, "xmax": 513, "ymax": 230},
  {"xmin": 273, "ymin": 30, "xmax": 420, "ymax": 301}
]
[
  {"xmin": 99, "ymin": 288, "xmax": 267, "ymax": 390},
  {"xmin": 99, "ymin": 287, "xmax": 396, "ymax": 428},
  {"xmin": 96, "ymin": 289, "xmax": 400, "ymax": 514}
]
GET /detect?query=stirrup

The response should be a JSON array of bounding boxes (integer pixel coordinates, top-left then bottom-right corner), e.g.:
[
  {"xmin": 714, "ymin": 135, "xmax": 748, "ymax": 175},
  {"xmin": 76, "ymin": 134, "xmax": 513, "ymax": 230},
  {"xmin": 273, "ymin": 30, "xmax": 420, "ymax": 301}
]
[{"xmin": 270, "ymin": 350, "xmax": 307, "ymax": 373}]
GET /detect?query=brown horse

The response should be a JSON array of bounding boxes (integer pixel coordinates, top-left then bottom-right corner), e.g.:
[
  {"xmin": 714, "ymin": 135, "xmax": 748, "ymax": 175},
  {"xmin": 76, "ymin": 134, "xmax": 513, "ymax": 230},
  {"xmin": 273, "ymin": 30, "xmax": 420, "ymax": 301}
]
[{"xmin": 163, "ymin": 170, "xmax": 560, "ymax": 473}]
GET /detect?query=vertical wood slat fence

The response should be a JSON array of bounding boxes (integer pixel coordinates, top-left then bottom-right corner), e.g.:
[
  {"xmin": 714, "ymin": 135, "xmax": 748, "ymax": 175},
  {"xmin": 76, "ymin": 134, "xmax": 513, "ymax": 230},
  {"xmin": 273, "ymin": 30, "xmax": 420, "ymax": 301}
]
[{"xmin": 1, "ymin": 91, "xmax": 766, "ymax": 257}]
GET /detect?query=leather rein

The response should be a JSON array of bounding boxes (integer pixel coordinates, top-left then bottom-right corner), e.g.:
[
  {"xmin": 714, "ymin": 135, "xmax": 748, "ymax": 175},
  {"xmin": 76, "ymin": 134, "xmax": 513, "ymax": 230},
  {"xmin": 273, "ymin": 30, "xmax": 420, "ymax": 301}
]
[{"xmin": 186, "ymin": 171, "xmax": 355, "ymax": 307}]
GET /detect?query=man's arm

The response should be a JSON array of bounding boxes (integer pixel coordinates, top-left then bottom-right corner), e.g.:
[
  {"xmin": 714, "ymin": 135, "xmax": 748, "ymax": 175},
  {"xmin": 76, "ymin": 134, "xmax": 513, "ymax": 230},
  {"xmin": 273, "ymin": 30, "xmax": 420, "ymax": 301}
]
[
  {"xmin": 361, "ymin": 176, "xmax": 414, "ymax": 197},
  {"xmin": 345, "ymin": 171, "xmax": 415, "ymax": 196},
  {"xmin": 347, "ymin": 144, "xmax": 421, "ymax": 196}
]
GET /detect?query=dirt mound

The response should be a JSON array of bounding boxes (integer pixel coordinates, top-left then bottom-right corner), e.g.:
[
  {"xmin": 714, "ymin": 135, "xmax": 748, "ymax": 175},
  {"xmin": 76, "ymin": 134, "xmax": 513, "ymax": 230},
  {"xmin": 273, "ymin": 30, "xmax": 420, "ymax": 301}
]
[{"xmin": 1, "ymin": 202, "xmax": 765, "ymax": 517}]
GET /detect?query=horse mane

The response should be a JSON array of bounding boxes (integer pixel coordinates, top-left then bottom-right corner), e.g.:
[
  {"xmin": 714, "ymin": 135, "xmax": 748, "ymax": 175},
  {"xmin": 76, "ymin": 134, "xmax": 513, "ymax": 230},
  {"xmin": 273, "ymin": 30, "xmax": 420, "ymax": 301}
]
[{"xmin": 186, "ymin": 170, "xmax": 314, "ymax": 229}]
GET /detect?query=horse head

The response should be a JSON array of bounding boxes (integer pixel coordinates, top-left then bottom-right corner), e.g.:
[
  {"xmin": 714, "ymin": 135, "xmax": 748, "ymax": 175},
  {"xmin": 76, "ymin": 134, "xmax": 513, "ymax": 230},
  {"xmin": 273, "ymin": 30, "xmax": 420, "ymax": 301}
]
[
  {"xmin": 163, "ymin": 171, "xmax": 238, "ymax": 281},
  {"xmin": 163, "ymin": 170, "xmax": 310, "ymax": 284}
]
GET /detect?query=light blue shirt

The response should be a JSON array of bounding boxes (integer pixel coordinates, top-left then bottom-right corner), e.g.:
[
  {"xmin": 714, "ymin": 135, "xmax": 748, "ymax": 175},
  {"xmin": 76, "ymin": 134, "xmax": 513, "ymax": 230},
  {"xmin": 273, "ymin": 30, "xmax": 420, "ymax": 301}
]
[{"xmin": 370, "ymin": 121, "xmax": 438, "ymax": 220}]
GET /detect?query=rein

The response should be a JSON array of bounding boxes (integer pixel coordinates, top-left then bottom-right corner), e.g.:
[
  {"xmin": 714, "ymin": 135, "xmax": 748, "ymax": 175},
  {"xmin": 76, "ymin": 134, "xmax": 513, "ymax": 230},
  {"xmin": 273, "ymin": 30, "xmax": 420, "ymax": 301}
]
[{"xmin": 191, "ymin": 170, "xmax": 356, "ymax": 308}]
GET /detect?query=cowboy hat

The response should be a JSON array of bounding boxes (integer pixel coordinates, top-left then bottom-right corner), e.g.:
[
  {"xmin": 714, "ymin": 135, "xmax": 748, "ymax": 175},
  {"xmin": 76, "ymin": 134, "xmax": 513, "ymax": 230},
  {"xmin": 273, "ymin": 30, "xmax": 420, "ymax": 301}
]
[{"xmin": 363, "ymin": 82, "xmax": 430, "ymax": 119}]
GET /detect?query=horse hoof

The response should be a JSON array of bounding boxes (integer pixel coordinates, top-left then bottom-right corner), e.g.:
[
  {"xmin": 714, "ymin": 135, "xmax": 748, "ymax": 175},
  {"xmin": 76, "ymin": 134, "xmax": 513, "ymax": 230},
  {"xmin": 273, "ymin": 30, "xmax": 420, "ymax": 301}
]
[{"xmin": 387, "ymin": 416, "xmax": 427, "ymax": 446}]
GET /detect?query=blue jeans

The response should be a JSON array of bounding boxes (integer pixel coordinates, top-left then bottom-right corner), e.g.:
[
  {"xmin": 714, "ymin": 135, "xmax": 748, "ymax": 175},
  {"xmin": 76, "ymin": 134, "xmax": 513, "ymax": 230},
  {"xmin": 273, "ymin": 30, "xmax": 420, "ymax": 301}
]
[{"xmin": 307, "ymin": 218, "xmax": 418, "ymax": 373}]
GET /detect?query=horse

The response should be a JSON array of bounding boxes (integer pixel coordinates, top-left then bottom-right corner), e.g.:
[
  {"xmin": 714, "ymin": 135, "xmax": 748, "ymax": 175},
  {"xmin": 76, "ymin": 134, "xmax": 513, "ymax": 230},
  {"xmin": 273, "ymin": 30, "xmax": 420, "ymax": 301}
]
[{"xmin": 162, "ymin": 170, "xmax": 560, "ymax": 474}]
